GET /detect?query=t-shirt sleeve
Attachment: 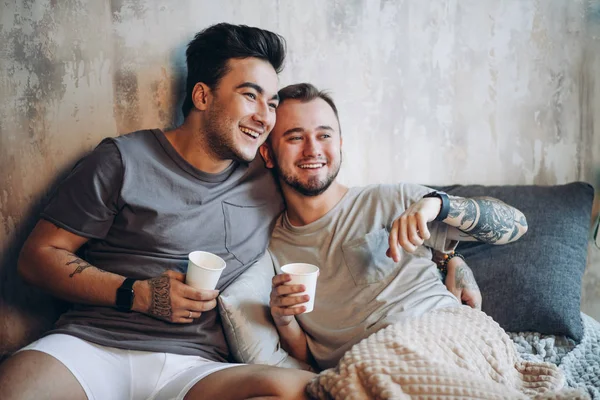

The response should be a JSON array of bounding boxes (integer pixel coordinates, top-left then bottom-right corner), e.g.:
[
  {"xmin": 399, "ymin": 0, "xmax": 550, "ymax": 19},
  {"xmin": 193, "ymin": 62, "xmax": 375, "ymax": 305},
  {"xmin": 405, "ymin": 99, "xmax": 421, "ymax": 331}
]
[
  {"xmin": 41, "ymin": 138, "xmax": 123, "ymax": 239},
  {"xmin": 395, "ymin": 183, "xmax": 456, "ymax": 253}
]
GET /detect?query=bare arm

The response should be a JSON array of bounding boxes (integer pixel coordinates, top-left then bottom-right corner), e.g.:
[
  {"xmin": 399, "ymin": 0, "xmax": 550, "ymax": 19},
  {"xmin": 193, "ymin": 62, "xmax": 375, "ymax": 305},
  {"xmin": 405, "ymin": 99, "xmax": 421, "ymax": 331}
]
[
  {"xmin": 270, "ymin": 274, "xmax": 312, "ymax": 363},
  {"xmin": 445, "ymin": 196, "xmax": 528, "ymax": 244},
  {"xmin": 18, "ymin": 219, "xmax": 218, "ymax": 323},
  {"xmin": 276, "ymin": 319, "xmax": 311, "ymax": 363}
]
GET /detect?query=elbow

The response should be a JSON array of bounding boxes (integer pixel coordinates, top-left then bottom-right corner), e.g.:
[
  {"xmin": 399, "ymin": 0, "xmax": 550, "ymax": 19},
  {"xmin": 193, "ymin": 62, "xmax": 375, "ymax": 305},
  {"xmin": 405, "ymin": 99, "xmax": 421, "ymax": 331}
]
[
  {"xmin": 17, "ymin": 242, "xmax": 39, "ymax": 286},
  {"xmin": 508, "ymin": 211, "xmax": 528, "ymax": 243},
  {"xmin": 516, "ymin": 211, "xmax": 528, "ymax": 239}
]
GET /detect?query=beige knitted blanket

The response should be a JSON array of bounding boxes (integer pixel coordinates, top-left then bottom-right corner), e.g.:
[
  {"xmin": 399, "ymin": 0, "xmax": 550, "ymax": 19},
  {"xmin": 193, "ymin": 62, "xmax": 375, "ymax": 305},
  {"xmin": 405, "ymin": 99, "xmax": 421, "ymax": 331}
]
[{"xmin": 306, "ymin": 306, "xmax": 589, "ymax": 399}]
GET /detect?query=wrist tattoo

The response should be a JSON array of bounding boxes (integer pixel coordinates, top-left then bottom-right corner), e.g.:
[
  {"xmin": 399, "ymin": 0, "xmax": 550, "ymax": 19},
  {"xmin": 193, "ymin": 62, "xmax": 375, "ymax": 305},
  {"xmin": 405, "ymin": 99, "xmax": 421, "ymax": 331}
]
[
  {"xmin": 148, "ymin": 275, "xmax": 172, "ymax": 318},
  {"xmin": 67, "ymin": 258, "xmax": 92, "ymax": 277},
  {"xmin": 454, "ymin": 265, "xmax": 479, "ymax": 291}
]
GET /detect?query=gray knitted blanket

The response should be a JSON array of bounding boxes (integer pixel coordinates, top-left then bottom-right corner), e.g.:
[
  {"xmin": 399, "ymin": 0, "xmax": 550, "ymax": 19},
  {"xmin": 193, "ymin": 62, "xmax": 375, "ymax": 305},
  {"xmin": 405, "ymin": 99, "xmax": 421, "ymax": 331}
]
[{"xmin": 509, "ymin": 313, "xmax": 600, "ymax": 399}]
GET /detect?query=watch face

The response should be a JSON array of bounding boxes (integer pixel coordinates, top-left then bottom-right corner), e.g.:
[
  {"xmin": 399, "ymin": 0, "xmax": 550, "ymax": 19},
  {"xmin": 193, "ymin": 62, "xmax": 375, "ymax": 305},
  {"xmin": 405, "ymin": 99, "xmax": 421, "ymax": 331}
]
[{"xmin": 116, "ymin": 288, "xmax": 134, "ymax": 310}]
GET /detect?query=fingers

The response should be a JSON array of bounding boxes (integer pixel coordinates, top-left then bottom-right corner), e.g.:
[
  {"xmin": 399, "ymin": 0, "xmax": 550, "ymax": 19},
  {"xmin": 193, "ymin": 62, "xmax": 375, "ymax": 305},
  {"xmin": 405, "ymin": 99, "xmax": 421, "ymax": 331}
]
[
  {"xmin": 270, "ymin": 274, "xmax": 307, "ymax": 307},
  {"xmin": 397, "ymin": 215, "xmax": 413, "ymax": 253},
  {"xmin": 271, "ymin": 291, "xmax": 309, "ymax": 308},
  {"xmin": 269, "ymin": 273, "xmax": 309, "ymax": 323},
  {"xmin": 416, "ymin": 213, "xmax": 431, "ymax": 241},
  {"xmin": 406, "ymin": 214, "xmax": 423, "ymax": 249},
  {"xmin": 388, "ymin": 220, "xmax": 401, "ymax": 262},
  {"xmin": 181, "ymin": 285, "xmax": 220, "ymax": 302},
  {"xmin": 390, "ymin": 210, "xmax": 431, "ymax": 256},
  {"xmin": 179, "ymin": 297, "xmax": 218, "ymax": 312},
  {"xmin": 272, "ymin": 304, "xmax": 307, "ymax": 318},
  {"xmin": 462, "ymin": 290, "xmax": 483, "ymax": 310},
  {"xmin": 272, "ymin": 273, "xmax": 292, "ymax": 288},
  {"xmin": 170, "ymin": 298, "xmax": 217, "ymax": 324}
]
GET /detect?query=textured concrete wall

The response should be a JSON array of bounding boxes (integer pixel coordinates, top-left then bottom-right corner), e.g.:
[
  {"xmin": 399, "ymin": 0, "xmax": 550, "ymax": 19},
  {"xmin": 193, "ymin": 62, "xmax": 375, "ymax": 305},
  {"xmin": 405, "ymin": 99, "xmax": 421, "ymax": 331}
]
[{"xmin": 1, "ymin": 0, "xmax": 599, "ymax": 353}]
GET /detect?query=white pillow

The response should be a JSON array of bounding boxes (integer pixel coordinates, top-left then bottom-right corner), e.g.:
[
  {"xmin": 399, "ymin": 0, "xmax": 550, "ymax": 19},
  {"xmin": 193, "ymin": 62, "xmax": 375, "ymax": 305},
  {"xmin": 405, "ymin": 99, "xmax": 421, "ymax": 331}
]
[{"xmin": 218, "ymin": 250, "xmax": 310, "ymax": 369}]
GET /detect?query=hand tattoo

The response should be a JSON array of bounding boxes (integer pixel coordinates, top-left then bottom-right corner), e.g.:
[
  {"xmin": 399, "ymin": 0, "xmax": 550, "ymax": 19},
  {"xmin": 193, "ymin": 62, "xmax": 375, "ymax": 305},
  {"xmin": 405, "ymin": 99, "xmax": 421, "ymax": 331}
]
[
  {"xmin": 148, "ymin": 275, "xmax": 172, "ymax": 319},
  {"xmin": 67, "ymin": 258, "xmax": 92, "ymax": 277},
  {"xmin": 454, "ymin": 264, "xmax": 479, "ymax": 291},
  {"xmin": 448, "ymin": 196, "xmax": 528, "ymax": 244}
]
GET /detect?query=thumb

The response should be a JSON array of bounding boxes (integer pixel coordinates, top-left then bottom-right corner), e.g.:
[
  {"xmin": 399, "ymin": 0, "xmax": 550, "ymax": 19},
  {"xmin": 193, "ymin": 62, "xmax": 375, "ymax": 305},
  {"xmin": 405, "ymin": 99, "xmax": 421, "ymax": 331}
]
[
  {"xmin": 164, "ymin": 269, "xmax": 186, "ymax": 282},
  {"xmin": 462, "ymin": 293, "xmax": 477, "ymax": 309}
]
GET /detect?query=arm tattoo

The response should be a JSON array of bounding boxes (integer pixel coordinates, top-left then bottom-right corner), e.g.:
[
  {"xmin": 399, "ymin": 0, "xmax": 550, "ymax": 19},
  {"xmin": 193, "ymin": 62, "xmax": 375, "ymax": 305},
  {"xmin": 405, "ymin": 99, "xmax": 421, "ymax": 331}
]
[
  {"xmin": 148, "ymin": 275, "xmax": 172, "ymax": 319},
  {"xmin": 454, "ymin": 264, "xmax": 479, "ymax": 291},
  {"xmin": 447, "ymin": 196, "xmax": 527, "ymax": 244},
  {"xmin": 67, "ymin": 258, "xmax": 92, "ymax": 277}
]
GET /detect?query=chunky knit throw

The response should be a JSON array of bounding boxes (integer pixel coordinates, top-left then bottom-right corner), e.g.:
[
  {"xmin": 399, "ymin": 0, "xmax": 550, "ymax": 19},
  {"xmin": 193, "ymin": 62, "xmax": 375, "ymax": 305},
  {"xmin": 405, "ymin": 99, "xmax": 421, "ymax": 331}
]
[{"xmin": 306, "ymin": 306, "xmax": 589, "ymax": 399}]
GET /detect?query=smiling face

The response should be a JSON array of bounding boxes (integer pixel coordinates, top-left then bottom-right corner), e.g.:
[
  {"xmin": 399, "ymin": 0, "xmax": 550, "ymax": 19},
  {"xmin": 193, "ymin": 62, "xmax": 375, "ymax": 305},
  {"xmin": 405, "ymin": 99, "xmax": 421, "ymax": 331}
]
[
  {"xmin": 261, "ymin": 98, "xmax": 342, "ymax": 197},
  {"xmin": 198, "ymin": 57, "xmax": 279, "ymax": 163}
]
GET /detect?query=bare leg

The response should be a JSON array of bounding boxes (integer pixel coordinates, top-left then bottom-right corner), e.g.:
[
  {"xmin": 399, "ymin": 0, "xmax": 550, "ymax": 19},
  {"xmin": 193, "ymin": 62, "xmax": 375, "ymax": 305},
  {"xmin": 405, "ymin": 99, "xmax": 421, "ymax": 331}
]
[
  {"xmin": 184, "ymin": 364, "xmax": 316, "ymax": 400},
  {"xmin": 0, "ymin": 350, "xmax": 87, "ymax": 400}
]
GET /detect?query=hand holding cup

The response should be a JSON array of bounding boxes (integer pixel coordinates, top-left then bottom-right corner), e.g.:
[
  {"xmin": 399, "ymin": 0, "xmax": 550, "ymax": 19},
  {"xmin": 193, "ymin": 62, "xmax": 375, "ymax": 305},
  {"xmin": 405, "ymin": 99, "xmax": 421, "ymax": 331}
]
[{"xmin": 270, "ymin": 263, "xmax": 319, "ymax": 327}]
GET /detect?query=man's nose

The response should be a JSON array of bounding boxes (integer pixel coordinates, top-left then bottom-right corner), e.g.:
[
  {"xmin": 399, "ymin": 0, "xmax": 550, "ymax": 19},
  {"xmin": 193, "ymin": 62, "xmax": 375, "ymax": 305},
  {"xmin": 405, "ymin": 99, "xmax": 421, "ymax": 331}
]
[
  {"xmin": 303, "ymin": 137, "xmax": 322, "ymax": 157},
  {"xmin": 252, "ymin": 100, "xmax": 271, "ymax": 128}
]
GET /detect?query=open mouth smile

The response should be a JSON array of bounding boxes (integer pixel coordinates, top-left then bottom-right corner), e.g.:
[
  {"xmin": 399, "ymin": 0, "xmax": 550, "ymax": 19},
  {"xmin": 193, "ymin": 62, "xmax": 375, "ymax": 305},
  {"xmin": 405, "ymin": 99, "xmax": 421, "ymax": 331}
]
[
  {"xmin": 298, "ymin": 163, "xmax": 326, "ymax": 169},
  {"xmin": 240, "ymin": 126, "xmax": 260, "ymax": 139}
]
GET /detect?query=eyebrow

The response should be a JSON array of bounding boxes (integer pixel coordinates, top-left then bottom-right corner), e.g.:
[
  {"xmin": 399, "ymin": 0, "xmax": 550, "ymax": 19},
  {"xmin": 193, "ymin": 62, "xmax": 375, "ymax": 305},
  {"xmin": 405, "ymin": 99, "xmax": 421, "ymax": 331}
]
[
  {"xmin": 282, "ymin": 126, "xmax": 335, "ymax": 136},
  {"xmin": 236, "ymin": 82, "xmax": 279, "ymax": 102}
]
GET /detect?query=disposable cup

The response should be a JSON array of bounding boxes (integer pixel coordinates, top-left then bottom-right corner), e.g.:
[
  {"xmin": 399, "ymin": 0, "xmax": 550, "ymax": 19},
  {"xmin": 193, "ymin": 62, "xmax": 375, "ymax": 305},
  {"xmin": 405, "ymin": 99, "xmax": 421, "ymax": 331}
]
[
  {"xmin": 281, "ymin": 263, "xmax": 319, "ymax": 313},
  {"xmin": 186, "ymin": 251, "xmax": 226, "ymax": 291}
]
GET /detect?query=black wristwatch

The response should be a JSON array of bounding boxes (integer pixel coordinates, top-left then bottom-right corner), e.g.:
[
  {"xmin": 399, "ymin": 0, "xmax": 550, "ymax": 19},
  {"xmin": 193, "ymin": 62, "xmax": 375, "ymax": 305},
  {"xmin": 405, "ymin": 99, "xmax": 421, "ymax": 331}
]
[
  {"xmin": 116, "ymin": 278, "xmax": 137, "ymax": 312},
  {"xmin": 423, "ymin": 191, "xmax": 450, "ymax": 221}
]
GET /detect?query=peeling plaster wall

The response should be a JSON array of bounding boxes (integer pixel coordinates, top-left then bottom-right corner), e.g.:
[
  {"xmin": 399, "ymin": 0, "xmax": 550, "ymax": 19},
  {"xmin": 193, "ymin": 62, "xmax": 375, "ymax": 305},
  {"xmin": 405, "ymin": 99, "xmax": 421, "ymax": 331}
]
[{"xmin": 1, "ymin": 0, "xmax": 599, "ymax": 354}]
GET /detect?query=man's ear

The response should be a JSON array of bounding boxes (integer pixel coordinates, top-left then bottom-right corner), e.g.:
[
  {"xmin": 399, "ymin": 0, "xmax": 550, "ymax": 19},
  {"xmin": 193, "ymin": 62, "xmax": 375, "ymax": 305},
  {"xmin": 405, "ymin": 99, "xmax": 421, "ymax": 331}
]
[
  {"xmin": 191, "ymin": 82, "xmax": 210, "ymax": 111},
  {"xmin": 259, "ymin": 143, "xmax": 275, "ymax": 169}
]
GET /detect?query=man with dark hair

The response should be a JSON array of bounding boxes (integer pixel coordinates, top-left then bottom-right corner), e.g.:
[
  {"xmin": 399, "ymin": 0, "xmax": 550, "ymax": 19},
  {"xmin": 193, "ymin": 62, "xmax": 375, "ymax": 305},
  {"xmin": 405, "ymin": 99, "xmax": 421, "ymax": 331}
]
[
  {"xmin": 261, "ymin": 83, "xmax": 527, "ymax": 370},
  {"xmin": 0, "ymin": 24, "xmax": 314, "ymax": 400}
]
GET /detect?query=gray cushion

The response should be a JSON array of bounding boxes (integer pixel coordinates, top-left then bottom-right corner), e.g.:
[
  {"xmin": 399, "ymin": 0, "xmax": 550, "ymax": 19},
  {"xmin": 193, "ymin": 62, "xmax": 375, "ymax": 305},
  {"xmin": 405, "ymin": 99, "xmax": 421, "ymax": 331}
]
[
  {"xmin": 218, "ymin": 251, "xmax": 310, "ymax": 369},
  {"xmin": 438, "ymin": 182, "xmax": 594, "ymax": 341}
]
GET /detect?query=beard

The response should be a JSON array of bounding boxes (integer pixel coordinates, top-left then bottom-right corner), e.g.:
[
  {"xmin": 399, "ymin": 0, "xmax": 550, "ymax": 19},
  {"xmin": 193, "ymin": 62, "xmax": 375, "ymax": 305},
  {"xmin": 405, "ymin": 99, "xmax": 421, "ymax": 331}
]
[
  {"xmin": 202, "ymin": 103, "xmax": 257, "ymax": 164},
  {"xmin": 274, "ymin": 153, "xmax": 342, "ymax": 197}
]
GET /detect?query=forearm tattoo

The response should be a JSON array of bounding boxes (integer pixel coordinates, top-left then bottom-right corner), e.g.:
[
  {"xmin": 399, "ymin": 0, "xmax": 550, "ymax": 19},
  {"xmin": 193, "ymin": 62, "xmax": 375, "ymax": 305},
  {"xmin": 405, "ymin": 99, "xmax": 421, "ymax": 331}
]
[
  {"xmin": 447, "ymin": 196, "xmax": 527, "ymax": 244},
  {"xmin": 148, "ymin": 275, "xmax": 172, "ymax": 319},
  {"xmin": 67, "ymin": 258, "xmax": 92, "ymax": 277}
]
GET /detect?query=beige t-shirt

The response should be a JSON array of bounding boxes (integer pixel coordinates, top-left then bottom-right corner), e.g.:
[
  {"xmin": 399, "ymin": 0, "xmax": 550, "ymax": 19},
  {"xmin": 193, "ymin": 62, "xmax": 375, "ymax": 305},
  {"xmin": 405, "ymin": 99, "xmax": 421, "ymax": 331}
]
[{"xmin": 269, "ymin": 183, "xmax": 460, "ymax": 369}]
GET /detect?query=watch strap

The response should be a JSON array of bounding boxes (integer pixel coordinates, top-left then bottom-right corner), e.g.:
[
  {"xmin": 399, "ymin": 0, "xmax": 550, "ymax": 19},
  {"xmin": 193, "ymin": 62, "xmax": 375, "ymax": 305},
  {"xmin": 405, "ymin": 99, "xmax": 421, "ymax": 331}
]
[
  {"xmin": 120, "ymin": 277, "xmax": 136, "ymax": 291},
  {"xmin": 116, "ymin": 278, "xmax": 137, "ymax": 311},
  {"xmin": 423, "ymin": 191, "xmax": 450, "ymax": 221}
]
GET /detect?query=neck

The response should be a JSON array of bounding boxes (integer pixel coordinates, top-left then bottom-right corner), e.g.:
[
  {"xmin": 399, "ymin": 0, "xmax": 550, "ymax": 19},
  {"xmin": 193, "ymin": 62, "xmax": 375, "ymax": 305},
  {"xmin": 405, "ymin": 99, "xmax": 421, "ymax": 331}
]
[
  {"xmin": 283, "ymin": 181, "xmax": 349, "ymax": 226},
  {"xmin": 164, "ymin": 118, "xmax": 233, "ymax": 174}
]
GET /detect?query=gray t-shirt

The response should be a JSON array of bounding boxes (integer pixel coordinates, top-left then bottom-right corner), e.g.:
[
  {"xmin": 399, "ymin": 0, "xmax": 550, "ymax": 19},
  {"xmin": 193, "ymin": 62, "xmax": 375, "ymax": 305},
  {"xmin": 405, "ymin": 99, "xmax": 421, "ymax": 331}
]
[
  {"xmin": 42, "ymin": 129, "xmax": 283, "ymax": 361},
  {"xmin": 268, "ymin": 184, "xmax": 459, "ymax": 369}
]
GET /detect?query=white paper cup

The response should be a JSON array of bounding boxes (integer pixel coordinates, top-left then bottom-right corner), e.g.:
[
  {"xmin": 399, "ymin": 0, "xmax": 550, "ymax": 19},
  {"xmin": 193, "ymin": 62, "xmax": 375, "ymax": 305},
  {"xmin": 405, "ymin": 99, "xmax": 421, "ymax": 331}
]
[
  {"xmin": 281, "ymin": 263, "xmax": 319, "ymax": 313},
  {"xmin": 186, "ymin": 251, "xmax": 226, "ymax": 291}
]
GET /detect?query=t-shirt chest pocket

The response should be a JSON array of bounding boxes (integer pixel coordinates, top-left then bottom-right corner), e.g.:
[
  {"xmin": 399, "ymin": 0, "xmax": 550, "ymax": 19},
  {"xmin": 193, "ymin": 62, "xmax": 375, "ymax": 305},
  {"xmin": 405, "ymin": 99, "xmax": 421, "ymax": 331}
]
[
  {"xmin": 222, "ymin": 200, "xmax": 273, "ymax": 265},
  {"xmin": 341, "ymin": 228, "xmax": 398, "ymax": 286}
]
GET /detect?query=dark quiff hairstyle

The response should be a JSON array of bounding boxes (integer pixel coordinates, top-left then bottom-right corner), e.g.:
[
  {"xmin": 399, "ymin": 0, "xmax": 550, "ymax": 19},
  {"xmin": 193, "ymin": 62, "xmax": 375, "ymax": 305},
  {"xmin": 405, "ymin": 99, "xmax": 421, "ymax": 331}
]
[
  {"xmin": 277, "ymin": 83, "xmax": 341, "ymax": 133},
  {"xmin": 182, "ymin": 23, "xmax": 287, "ymax": 118}
]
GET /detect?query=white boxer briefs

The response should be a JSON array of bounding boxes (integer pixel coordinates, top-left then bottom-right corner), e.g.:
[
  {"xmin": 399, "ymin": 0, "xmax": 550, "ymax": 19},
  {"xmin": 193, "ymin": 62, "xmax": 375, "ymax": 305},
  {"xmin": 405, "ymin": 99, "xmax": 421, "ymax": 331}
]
[{"xmin": 18, "ymin": 333, "xmax": 240, "ymax": 400}]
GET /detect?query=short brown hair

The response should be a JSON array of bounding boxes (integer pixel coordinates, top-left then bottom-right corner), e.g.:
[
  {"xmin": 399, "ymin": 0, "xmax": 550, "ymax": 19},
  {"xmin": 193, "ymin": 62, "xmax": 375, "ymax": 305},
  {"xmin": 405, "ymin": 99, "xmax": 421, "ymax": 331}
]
[{"xmin": 277, "ymin": 83, "xmax": 341, "ymax": 133}]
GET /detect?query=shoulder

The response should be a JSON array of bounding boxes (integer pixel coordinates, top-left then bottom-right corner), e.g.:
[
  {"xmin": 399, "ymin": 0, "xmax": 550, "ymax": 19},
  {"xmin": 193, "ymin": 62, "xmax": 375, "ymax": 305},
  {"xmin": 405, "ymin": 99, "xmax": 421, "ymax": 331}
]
[
  {"xmin": 351, "ymin": 183, "xmax": 434, "ymax": 210},
  {"xmin": 110, "ymin": 129, "xmax": 159, "ymax": 152},
  {"xmin": 354, "ymin": 183, "xmax": 430, "ymax": 198},
  {"xmin": 72, "ymin": 137, "xmax": 123, "ymax": 176}
]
